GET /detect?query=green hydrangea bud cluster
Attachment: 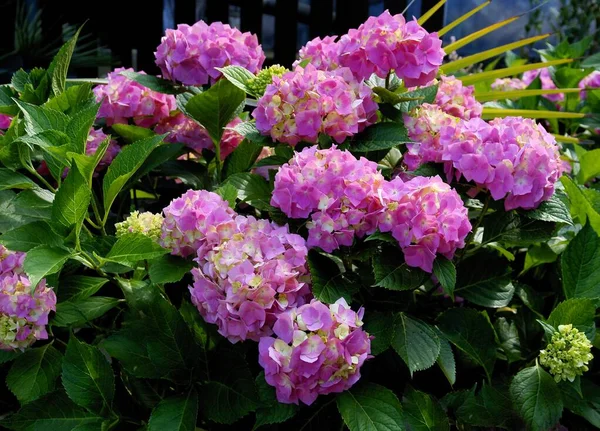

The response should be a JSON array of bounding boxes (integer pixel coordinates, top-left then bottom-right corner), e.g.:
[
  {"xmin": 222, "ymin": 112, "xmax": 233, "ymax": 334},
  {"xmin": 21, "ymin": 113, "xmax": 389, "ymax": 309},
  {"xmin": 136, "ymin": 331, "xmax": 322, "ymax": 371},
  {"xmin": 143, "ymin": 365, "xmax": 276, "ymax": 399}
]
[
  {"xmin": 115, "ymin": 211, "xmax": 164, "ymax": 242},
  {"xmin": 539, "ymin": 324, "xmax": 593, "ymax": 382},
  {"xmin": 247, "ymin": 65, "xmax": 288, "ymax": 97}
]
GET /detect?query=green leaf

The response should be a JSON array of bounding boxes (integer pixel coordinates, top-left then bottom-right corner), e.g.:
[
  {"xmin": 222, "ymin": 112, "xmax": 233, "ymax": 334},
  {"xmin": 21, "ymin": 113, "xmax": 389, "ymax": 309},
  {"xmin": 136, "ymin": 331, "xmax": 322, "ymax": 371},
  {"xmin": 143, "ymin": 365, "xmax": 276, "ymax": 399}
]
[
  {"xmin": 200, "ymin": 350, "xmax": 258, "ymax": 424},
  {"xmin": 111, "ymin": 123, "xmax": 156, "ymax": 143},
  {"xmin": 224, "ymin": 140, "xmax": 263, "ymax": 177},
  {"xmin": 105, "ymin": 233, "xmax": 168, "ymax": 266},
  {"xmin": 307, "ymin": 250, "xmax": 358, "ymax": 303},
  {"xmin": 510, "ymin": 365, "xmax": 563, "ymax": 431},
  {"xmin": 337, "ymin": 382, "xmax": 404, "ymax": 431},
  {"xmin": 522, "ymin": 243, "xmax": 557, "ymax": 274},
  {"xmin": 232, "ymin": 121, "xmax": 271, "ymax": 145},
  {"xmin": 52, "ymin": 297, "xmax": 121, "ymax": 327},
  {"xmin": 372, "ymin": 249, "xmax": 428, "ymax": 291},
  {"xmin": 402, "ymin": 386, "xmax": 449, "ymax": 431},
  {"xmin": 6, "ymin": 345, "xmax": 63, "ymax": 404},
  {"xmin": 59, "ymin": 276, "xmax": 109, "ymax": 302},
  {"xmin": 582, "ymin": 52, "xmax": 600, "ymax": 68},
  {"xmin": 494, "ymin": 317, "xmax": 523, "ymax": 363},
  {"xmin": 61, "ymin": 336, "xmax": 115, "ymax": 414},
  {"xmin": 185, "ymin": 79, "xmax": 245, "ymax": 144},
  {"xmin": 562, "ymin": 378, "xmax": 600, "ymax": 428},
  {"xmin": 215, "ymin": 182, "xmax": 238, "ymax": 209},
  {"xmin": 523, "ymin": 194, "xmax": 573, "ymax": 225},
  {"xmin": 0, "ymin": 221, "xmax": 63, "ymax": 252},
  {"xmin": 223, "ymin": 172, "xmax": 274, "ymax": 211},
  {"xmin": 436, "ymin": 338, "xmax": 456, "ymax": 386},
  {"xmin": 102, "ymin": 134, "xmax": 164, "ymax": 219},
  {"xmin": 149, "ymin": 254, "xmax": 194, "ymax": 284},
  {"xmin": 52, "ymin": 163, "xmax": 91, "ymax": 238},
  {"xmin": 47, "ymin": 26, "xmax": 81, "ymax": 95},
  {"xmin": 392, "ymin": 313, "xmax": 440, "ymax": 375},
  {"xmin": 217, "ymin": 65, "xmax": 256, "ymax": 94},
  {"xmin": 515, "ymin": 282, "xmax": 544, "ymax": 317},
  {"xmin": 254, "ymin": 372, "xmax": 298, "ymax": 429},
  {"xmin": 396, "ymin": 85, "xmax": 439, "ymax": 112},
  {"xmin": 1, "ymin": 390, "xmax": 104, "ymax": 431},
  {"xmin": 0, "ymin": 168, "xmax": 35, "ymax": 190},
  {"xmin": 15, "ymin": 100, "xmax": 69, "ymax": 135},
  {"xmin": 562, "ymin": 223, "xmax": 600, "ymax": 299},
  {"xmin": 44, "ymin": 83, "xmax": 94, "ymax": 114},
  {"xmin": 0, "ymin": 350, "xmax": 22, "ymax": 364},
  {"xmin": 23, "ymin": 245, "xmax": 71, "ymax": 289},
  {"xmin": 561, "ymin": 176, "xmax": 600, "ymax": 233},
  {"xmin": 349, "ymin": 123, "xmax": 410, "ymax": 152},
  {"xmin": 456, "ymin": 384, "xmax": 514, "ymax": 428},
  {"xmin": 433, "ymin": 257, "xmax": 456, "ymax": 299},
  {"xmin": 65, "ymin": 102, "xmax": 101, "ymax": 154},
  {"xmin": 148, "ymin": 389, "xmax": 198, "ymax": 431},
  {"xmin": 126, "ymin": 143, "xmax": 187, "ymax": 188},
  {"xmin": 547, "ymin": 298, "xmax": 596, "ymax": 340},
  {"xmin": 482, "ymin": 211, "xmax": 554, "ymax": 247},
  {"xmin": 120, "ymin": 70, "xmax": 183, "ymax": 94},
  {"xmin": 437, "ymin": 308, "xmax": 496, "ymax": 381},
  {"xmin": 454, "ymin": 258, "xmax": 514, "ymax": 308},
  {"xmin": 364, "ymin": 311, "xmax": 395, "ymax": 355}
]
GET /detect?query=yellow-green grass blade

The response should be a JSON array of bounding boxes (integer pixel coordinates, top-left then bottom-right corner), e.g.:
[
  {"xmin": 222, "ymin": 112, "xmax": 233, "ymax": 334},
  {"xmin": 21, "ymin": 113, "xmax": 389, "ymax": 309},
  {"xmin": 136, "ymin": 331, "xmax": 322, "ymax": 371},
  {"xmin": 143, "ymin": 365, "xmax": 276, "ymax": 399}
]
[
  {"xmin": 552, "ymin": 134, "xmax": 580, "ymax": 144},
  {"xmin": 438, "ymin": 1, "xmax": 491, "ymax": 37},
  {"xmin": 481, "ymin": 108, "xmax": 586, "ymax": 120},
  {"xmin": 458, "ymin": 59, "xmax": 573, "ymax": 85},
  {"xmin": 475, "ymin": 88, "xmax": 582, "ymax": 102},
  {"xmin": 443, "ymin": 15, "xmax": 520, "ymax": 53},
  {"xmin": 442, "ymin": 34, "xmax": 550, "ymax": 74},
  {"xmin": 418, "ymin": 0, "xmax": 446, "ymax": 26}
]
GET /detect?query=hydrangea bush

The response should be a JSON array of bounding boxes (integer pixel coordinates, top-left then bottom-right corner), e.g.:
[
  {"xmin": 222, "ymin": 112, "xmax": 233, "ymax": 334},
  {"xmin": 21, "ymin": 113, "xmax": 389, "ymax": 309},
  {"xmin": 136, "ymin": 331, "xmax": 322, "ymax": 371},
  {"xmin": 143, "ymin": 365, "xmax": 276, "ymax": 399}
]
[{"xmin": 0, "ymin": 6, "xmax": 599, "ymax": 431}]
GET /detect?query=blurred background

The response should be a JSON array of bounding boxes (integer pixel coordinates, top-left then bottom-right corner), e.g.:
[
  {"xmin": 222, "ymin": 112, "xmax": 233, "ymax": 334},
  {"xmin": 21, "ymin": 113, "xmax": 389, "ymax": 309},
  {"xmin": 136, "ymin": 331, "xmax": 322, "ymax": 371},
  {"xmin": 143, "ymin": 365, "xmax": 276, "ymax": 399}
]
[{"xmin": 0, "ymin": 0, "xmax": 598, "ymax": 82}]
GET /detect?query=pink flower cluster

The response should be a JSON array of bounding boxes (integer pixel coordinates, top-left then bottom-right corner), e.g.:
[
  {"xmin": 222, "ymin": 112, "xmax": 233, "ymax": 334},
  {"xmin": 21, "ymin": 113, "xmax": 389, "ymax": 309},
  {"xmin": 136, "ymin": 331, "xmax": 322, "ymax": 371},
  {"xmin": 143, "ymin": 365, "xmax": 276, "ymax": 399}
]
[
  {"xmin": 0, "ymin": 114, "xmax": 12, "ymax": 129},
  {"xmin": 522, "ymin": 68, "xmax": 563, "ymax": 103},
  {"xmin": 337, "ymin": 11, "xmax": 444, "ymax": 86},
  {"xmin": 94, "ymin": 68, "xmax": 176, "ymax": 127},
  {"xmin": 253, "ymin": 65, "xmax": 377, "ymax": 146},
  {"xmin": 491, "ymin": 78, "xmax": 527, "ymax": 92},
  {"xmin": 271, "ymin": 146, "xmax": 384, "ymax": 252},
  {"xmin": 434, "ymin": 75, "xmax": 482, "ymax": 120},
  {"xmin": 190, "ymin": 215, "xmax": 311, "ymax": 343},
  {"xmin": 160, "ymin": 189, "xmax": 236, "ymax": 258},
  {"xmin": 259, "ymin": 298, "xmax": 371, "ymax": 405},
  {"xmin": 155, "ymin": 21, "xmax": 265, "ymax": 86},
  {"xmin": 374, "ymin": 176, "xmax": 471, "ymax": 272},
  {"xmin": 294, "ymin": 36, "xmax": 341, "ymax": 71},
  {"xmin": 0, "ymin": 246, "xmax": 56, "ymax": 351},
  {"xmin": 87, "ymin": 128, "xmax": 121, "ymax": 171},
  {"xmin": 440, "ymin": 117, "xmax": 564, "ymax": 210},
  {"xmin": 579, "ymin": 71, "xmax": 600, "ymax": 100}
]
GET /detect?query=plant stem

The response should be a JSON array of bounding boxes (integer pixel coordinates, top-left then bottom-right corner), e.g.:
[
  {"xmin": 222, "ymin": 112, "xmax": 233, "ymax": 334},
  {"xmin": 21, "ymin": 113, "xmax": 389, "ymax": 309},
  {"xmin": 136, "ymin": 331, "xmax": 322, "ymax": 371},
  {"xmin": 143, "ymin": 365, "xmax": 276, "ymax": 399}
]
[
  {"xmin": 457, "ymin": 194, "xmax": 491, "ymax": 263},
  {"xmin": 25, "ymin": 165, "xmax": 56, "ymax": 192}
]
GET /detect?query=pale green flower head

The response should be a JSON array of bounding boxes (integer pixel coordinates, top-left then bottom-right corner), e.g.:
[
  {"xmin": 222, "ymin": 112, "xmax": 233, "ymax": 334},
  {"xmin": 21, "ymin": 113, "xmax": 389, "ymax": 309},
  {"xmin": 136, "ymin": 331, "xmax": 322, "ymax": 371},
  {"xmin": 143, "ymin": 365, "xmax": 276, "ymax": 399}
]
[
  {"xmin": 115, "ymin": 211, "xmax": 164, "ymax": 242},
  {"xmin": 539, "ymin": 324, "xmax": 593, "ymax": 383},
  {"xmin": 247, "ymin": 65, "xmax": 288, "ymax": 97}
]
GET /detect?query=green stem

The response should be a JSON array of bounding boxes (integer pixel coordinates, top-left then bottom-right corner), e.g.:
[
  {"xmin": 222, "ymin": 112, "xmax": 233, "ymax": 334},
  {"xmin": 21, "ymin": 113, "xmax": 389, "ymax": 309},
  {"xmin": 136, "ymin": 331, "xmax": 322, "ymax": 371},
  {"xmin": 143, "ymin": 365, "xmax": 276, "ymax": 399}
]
[
  {"xmin": 385, "ymin": 71, "xmax": 391, "ymax": 90},
  {"xmin": 458, "ymin": 194, "xmax": 491, "ymax": 263},
  {"xmin": 25, "ymin": 165, "xmax": 56, "ymax": 192},
  {"xmin": 214, "ymin": 139, "xmax": 222, "ymax": 181},
  {"xmin": 90, "ymin": 192, "xmax": 106, "ymax": 234}
]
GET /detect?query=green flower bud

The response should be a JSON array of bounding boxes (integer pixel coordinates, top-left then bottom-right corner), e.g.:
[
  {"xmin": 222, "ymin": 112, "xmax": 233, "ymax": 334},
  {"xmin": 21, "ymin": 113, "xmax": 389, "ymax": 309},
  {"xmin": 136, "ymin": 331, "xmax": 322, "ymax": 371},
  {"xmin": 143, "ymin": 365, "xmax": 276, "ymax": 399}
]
[
  {"xmin": 247, "ymin": 65, "xmax": 288, "ymax": 97},
  {"xmin": 539, "ymin": 324, "xmax": 593, "ymax": 383},
  {"xmin": 115, "ymin": 211, "xmax": 164, "ymax": 242}
]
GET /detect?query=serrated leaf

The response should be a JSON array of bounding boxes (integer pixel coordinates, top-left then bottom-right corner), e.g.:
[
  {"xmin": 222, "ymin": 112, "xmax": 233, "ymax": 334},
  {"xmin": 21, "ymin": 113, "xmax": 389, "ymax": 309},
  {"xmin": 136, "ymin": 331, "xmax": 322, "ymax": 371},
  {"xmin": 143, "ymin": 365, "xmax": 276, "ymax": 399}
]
[
  {"xmin": 455, "ymin": 262, "xmax": 515, "ymax": 309},
  {"xmin": 6, "ymin": 345, "xmax": 62, "ymax": 404},
  {"xmin": 0, "ymin": 168, "xmax": 35, "ymax": 190},
  {"xmin": 402, "ymin": 386, "xmax": 449, "ymax": 431},
  {"xmin": 59, "ymin": 276, "xmax": 109, "ymax": 302},
  {"xmin": 224, "ymin": 172, "xmax": 274, "ymax": 211},
  {"xmin": 494, "ymin": 317, "xmax": 523, "ymax": 363},
  {"xmin": 561, "ymin": 223, "xmax": 600, "ymax": 298},
  {"xmin": 148, "ymin": 389, "xmax": 198, "ymax": 431},
  {"xmin": 307, "ymin": 250, "xmax": 357, "ymax": 303},
  {"xmin": 337, "ymin": 382, "xmax": 404, "ymax": 431},
  {"xmin": 65, "ymin": 102, "xmax": 101, "ymax": 154},
  {"xmin": 510, "ymin": 365, "xmax": 563, "ymax": 431},
  {"xmin": 224, "ymin": 140, "xmax": 263, "ymax": 177},
  {"xmin": 148, "ymin": 254, "xmax": 193, "ymax": 284},
  {"xmin": 436, "ymin": 338, "xmax": 456, "ymax": 386},
  {"xmin": 23, "ymin": 245, "xmax": 71, "ymax": 289},
  {"xmin": 372, "ymin": 250, "xmax": 428, "ymax": 291},
  {"xmin": 61, "ymin": 336, "xmax": 115, "ymax": 414},
  {"xmin": 561, "ymin": 176, "xmax": 600, "ymax": 233},
  {"xmin": 217, "ymin": 65, "xmax": 256, "ymax": 94},
  {"xmin": 44, "ymin": 83, "xmax": 94, "ymax": 114},
  {"xmin": 348, "ymin": 123, "xmax": 410, "ymax": 152},
  {"xmin": 102, "ymin": 134, "xmax": 164, "ymax": 219},
  {"xmin": 523, "ymin": 194, "xmax": 573, "ymax": 225},
  {"xmin": 105, "ymin": 233, "xmax": 168, "ymax": 266},
  {"xmin": 111, "ymin": 123, "xmax": 156, "ymax": 143},
  {"xmin": 15, "ymin": 100, "xmax": 69, "ymax": 135},
  {"xmin": 52, "ymin": 297, "xmax": 121, "ymax": 327},
  {"xmin": 254, "ymin": 372, "xmax": 298, "ymax": 429},
  {"xmin": 215, "ymin": 182, "xmax": 238, "ymax": 209},
  {"xmin": 395, "ymin": 85, "xmax": 439, "ymax": 113},
  {"xmin": 547, "ymin": 298, "xmax": 596, "ymax": 340},
  {"xmin": 120, "ymin": 70, "xmax": 183, "ymax": 94},
  {"xmin": 482, "ymin": 211, "xmax": 554, "ymax": 247},
  {"xmin": 47, "ymin": 26, "xmax": 81, "ymax": 95},
  {"xmin": 438, "ymin": 308, "xmax": 496, "ymax": 381},
  {"xmin": 433, "ymin": 257, "xmax": 456, "ymax": 299},
  {"xmin": 364, "ymin": 311, "xmax": 395, "ymax": 355},
  {"xmin": 232, "ymin": 121, "xmax": 271, "ymax": 145},
  {"xmin": 392, "ymin": 313, "xmax": 440, "ymax": 375},
  {"xmin": 456, "ymin": 384, "xmax": 514, "ymax": 428},
  {"xmin": 0, "ymin": 221, "xmax": 63, "ymax": 252},
  {"xmin": 52, "ymin": 163, "xmax": 91, "ymax": 238}
]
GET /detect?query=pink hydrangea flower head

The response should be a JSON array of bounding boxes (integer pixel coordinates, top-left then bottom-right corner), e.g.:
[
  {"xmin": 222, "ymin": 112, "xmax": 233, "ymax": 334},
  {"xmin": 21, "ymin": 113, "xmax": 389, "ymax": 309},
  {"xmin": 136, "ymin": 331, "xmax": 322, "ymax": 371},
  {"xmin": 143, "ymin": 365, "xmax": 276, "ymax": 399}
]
[
  {"xmin": 294, "ymin": 36, "xmax": 341, "ymax": 71},
  {"xmin": 259, "ymin": 298, "xmax": 371, "ymax": 405},
  {"xmin": 0, "ymin": 248, "xmax": 56, "ymax": 351},
  {"xmin": 253, "ymin": 65, "xmax": 377, "ymax": 146},
  {"xmin": 434, "ymin": 75, "xmax": 482, "ymax": 120},
  {"xmin": 155, "ymin": 112, "xmax": 213, "ymax": 153},
  {"xmin": 491, "ymin": 78, "xmax": 527, "ymax": 92},
  {"xmin": 272, "ymin": 146, "xmax": 384, "ymax": 251},
  {"xmin": 160, "ymin": 189, "xmax": 236, "ymax": 257},
  {"xmin": 0, "ymin": 114, "xmax": 12, "ymax": 129},
  {"xmin": 220, "ymin": 117, "xmax": 244, "ymax": 160},
  {"xmin": 87, "ymin": 128, "xmax": 120, "ymax": 171},
  {"xmin": 94, "ymin": 68, "xmax": 177, "ymax": 127},
  {"xmin": 375, "ymin": 176, "xmax": 471, "ymax": 272},
  {"xmin": 522, "ymin": 68, "xmax": 563, "ymax": 102},
  {"xmin": 440, "ymin": 116, "xmax": 563, "ymax": 210},
  {"xmin": 155, "ymin": 20, "xmax": 265, "ymax": 86},
  {"xmin": 579, "ymin": 71, "xmax": 600, "ymax": 100},
  {"xmin": 337, "ymin": 11, "xmax": 444, "ymax": 86},
  {"xmin": 190, "ymin": 215, "xmax": 312, "ymax": 343}
]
